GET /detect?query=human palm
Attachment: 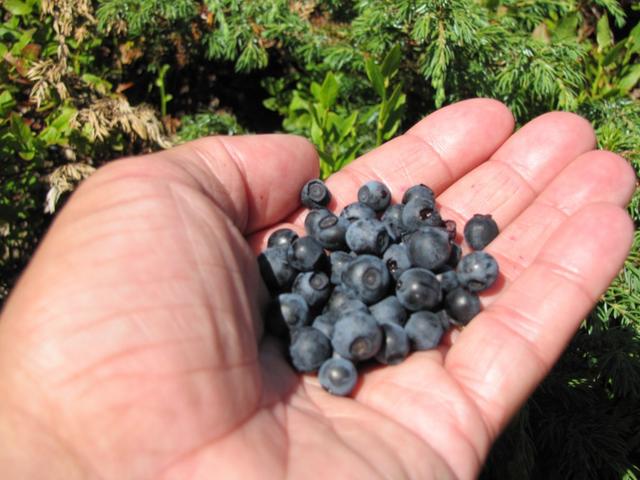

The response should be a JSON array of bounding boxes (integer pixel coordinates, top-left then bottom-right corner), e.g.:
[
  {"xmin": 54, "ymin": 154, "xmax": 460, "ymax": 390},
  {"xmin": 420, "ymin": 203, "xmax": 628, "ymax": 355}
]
[{"xmin": 0, "ymin": 99, "xmax": 635, "ymax": 480}]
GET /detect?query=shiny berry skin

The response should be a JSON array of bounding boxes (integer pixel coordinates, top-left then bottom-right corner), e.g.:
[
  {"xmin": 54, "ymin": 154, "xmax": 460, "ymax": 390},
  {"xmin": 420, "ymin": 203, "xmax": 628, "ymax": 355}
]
[
  {"xmin": 376, "ymin": 323, "xmax": 410, "ymax": 365},
  {"xmin": 341, "ymin": 255, "xmax": 391, "ymax": 305},
  {"xmin": 381, "ymin": 204, "xmax": 405, "ymax": 241},
  {"xmin": 445, "ymin": 287, "xmax": 481, "ymax": 325},
  {"xmin": 395, "ymin": 268, "xmax": 442, "ymax": 311},
  {"xmin": 407, "ymin": 226, "xmax": 451, "ymax": 271},
  {"xmin": 305, "ymin": 209, "xmax": 348, "ymax": 250},
  {"xmin": 267, "ymin": 228, "xmax": 299, "ymax": 248},
  {"xmin": 369, "ymin": 295, "xmax": 407, "ymax": 326},
  {"xmin": 258, "ymin": 246, "xmax": 298, "ymax": 292},
  {"xmin": 435, "ymin": 269, "xmax": 460, "ymax": 292},
  {"xmin": 286, "ymin": 236, "xmax": 326, "ymax": 272},
  {"xmin": 402, "ymin": 184, "xmax": 435, "ymax": 205},
  {"xmin": 325, "ymin": 286, "xmax": 366, "ymax": 313},
  {"xmin": 405, "ymin": 311, "xmax": 444, "ymax": 350},
  {"xmin": 340, "ymin": 202, "xmax": 377, "ymax": 224},
  {"xmin": 289, "ymin": 327, "xmax": 332, "ymax": 372},
  {"xmin": 402, "ymin": 197, "xmax": 442, "ymax": 232},
  {"xmin": 301, "ymin": 179, "xmax": 331, "ymax": 209},
  {"xmin": 463, "ymin": 213, "xmax": 499, "ymax": 250},
  {"xmin": 332, "ymin": 311, "xmax": 382, "ymax": 361},
  {"xmin": 345, "ymin": 219, "xmax": 390, "ymax": 255},
  {"xmin": 318, "ymin": 357, "xmax": 358, "ymax": 396},
  {"xmin": 456, "ymin": 251, "xmax": 499, "ymax": 292},
  {"xmin": 382, "ymin": 243, "xmax": 411, "ymax": 281},
  {"xmin": 292, "ymin": 271, "xmax": 332, "ymax": 310},
  {"xmin": 357, "ymin": 180, "xmax": 391, "ymax": 212}
]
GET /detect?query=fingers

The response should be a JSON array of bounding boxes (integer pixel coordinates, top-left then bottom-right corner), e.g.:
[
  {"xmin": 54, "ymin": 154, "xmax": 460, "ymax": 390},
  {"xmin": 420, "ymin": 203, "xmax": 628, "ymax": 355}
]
[
  {"xmin": 92, "ymin": 134, "xmax": 319, "ymax": 234},
  {"xmin": 287, "ymin": 98, "xmax": 515, "ymax": 223},
  {"xmin": 445, "ymin": 204, "xmax": 634, "ymax": 440}
]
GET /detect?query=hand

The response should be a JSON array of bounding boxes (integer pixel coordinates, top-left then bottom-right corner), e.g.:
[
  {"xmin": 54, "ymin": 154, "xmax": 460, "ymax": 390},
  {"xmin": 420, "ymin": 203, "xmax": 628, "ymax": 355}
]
[{"xmin": 0, "ymin": 99, "xmax": 635, "ymax": 480}]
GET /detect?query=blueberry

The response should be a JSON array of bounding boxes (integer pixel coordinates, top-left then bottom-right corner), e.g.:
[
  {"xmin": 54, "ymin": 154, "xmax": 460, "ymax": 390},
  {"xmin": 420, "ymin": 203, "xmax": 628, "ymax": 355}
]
[
  {"xmin": 267, "ymin": 228, "xmax": 299, "ymax": 248},
  {"xmin": 402, "ymin": 197, "xmax": 442, "ymax": 232},
  {"xmin": 437, "ymin": 309, "xmax": 455, "ymax": 330},
  {"xmin": 345, "ymin": 219, "xmax": 390, "ymax": 255},
  {"xmin": 341, "ymin": 255, "xmax": 391, "ymax": 305},
  {"xmin": 446, "ymin": 243, "xmax": 462, "ymax": 269},
  {"xmin": 318, "ymin": 357, "xmax": 358, "ymax": 396},
  {"xmin": 266, "ymin": 293, "xmax": 310, "ymax": 337},
  {"xmin": 289, "ymin": 327, "xmax": 332, "ymax": 372},
  {"xmin": 405, "ymin": 311, "xmax": 444, "ymax": 350},
  {"xmin": 463, "ymin": 213, "xmax": 499, "ymax": 250},
  {"xmin": 357, "ymin": 180, "xmax": 391, "ymax": 212},
  {"xmin": 312, "ymin": 312, "xmax": 338, "ymax": 339},
  {"xmin": 332, "ymin": 311, "xmax": 382, "ymax": 361},
  {"xmin": 456, "ymin": 251, "xmax": 499, "ymax": 292},
  {"xmin": 445, "ymin": 287, "xmax": 481, "ymax": 325},
  {"xmin": 435, "ymin": 269, "xmax": 460, "ymax": 292},
  {"xmin": 381, "ymin": 204, "xmax": 405, "ymax": 241},
  {"xmin": 442, "ymin": 219, "xmax": 457, "ymax": 242},
  {"xmin": 340, "ymin": 202, "xmax": 377, "ymax": 223},
  {"xmin": 287, "ymin": 236, "xmax": 326, "ymax": 272},
  {"xmin": 382, "ymin": 243, "xmax": 411, "ymax": 281},
  {"xmin": 407, "ymin": 226, "xmax": 451, "ymax": 271},
  {"xmin": 330, "ymin": 251, "xmax": 354, "ymax": 285},
  {"xmin": 395, "ymin": 268, "xmax": 442, "ymax": 311},
  {"xmin": 325, "ymin": 286, "xmax": 368, "ymax": 313},
  {"xmin": 305, "ymin": 209, "xmax": 348, "ymax": 250},
  {"xmin": 369, "ymin": 295, "xmax": 407, "ymax": 326},
  {"xmin": 402, "ymin": 184, "xmax": 435, "ymax": 205},
  {"xmin": 376, "ymin": 323, "xmax": 410, "ymax": 365},
  {"xmin": 292, "ymin": 271, "xmax": 332, "ymax": 310},
  {"xmin": 301, "ymin": 179, "xmax": 331, "ymax": 209},
  {"xmin": 258, "ymin": 246, "xmax": 298, "ymax": 292}
]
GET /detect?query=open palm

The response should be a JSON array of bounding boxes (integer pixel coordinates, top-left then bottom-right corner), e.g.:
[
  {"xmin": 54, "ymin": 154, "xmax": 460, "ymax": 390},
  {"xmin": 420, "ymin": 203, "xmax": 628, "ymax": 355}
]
[{"xmin": 0, "ymin": 99, "xmax": 635, "ymax": 480}]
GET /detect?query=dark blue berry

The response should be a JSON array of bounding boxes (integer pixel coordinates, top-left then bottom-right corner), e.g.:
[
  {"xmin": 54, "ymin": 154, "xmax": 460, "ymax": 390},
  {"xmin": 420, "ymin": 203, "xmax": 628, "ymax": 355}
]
[
  {"xmin": 437, "ymin": 309, "xmax": 455, "ymax": 330},
  {"xmin": 357, "ymin": 180, "xmax": 391, "ymax": 212},
  {"xmin": 267, "ymin": 228, "xmax": 299, "ymax": 248},
  {"xmin": 258, "ymin": 246, "xmax": 298, "ymax": 292},
  {"xmin": 402, "ymin": 197, "xmax": 442, "ymax": 232},
  {"xmin": 445, "ymin": 287, "xmax": 481, "ymax": 325},
  {"xmin": 286, "ymin": 236, "xmax": 326, "ymax": 272},
  {"xmin": 402, "ymin": 184, "xmax": 435, "ymax": 205},
  {"xmin": 301, "ymin": 179, "xmax": 331, "ymax": 209},
  {"xmin": 305, "ymin": 209, "xmax": 348, "ymax": 250},
  {"xmin": 395, "ymin": 268, "xmax": 442, "ymax": 311},
  {"xmin": 266, "ymin": 293, "xmax": 310, "ymax": 337},
  {"xmin": 318, "ymin": 357, "xmax": 358, "ymax": 396},
  {"xmin": 407, "ymin": 226, "xmax": 451, "ymax": 271},
  {"xmin": 340, "ymin": 202, "xmax": 377, "ymax": 223},
  {"xmin": 325, "ymin": 286, "xmax": 367, "ymax": 313},
  {"xmin": 464, "ymin": 213, "xmax": 499, "ymax": 250},
  {"xmin": 456, "ymin": 251, "xmax": 499, "ymax": 292},
  {"xmin": 332, "ymin": 311, "xmax": 382, "ymax": 361},
  {"xmin": 341, "ymin": 255, "xmax": 391, "ymax": 305},
  {"xmin": 405, "ymin": 311, "xmax": 444, "ymax": 350},
  {"xmin": 330, "ymin": 251, "xmax": 354, "ymax": 285},
  {"xmin": 345, "ymin": 219, "xmax": 390, "ymax": 255},
  {"xmin": 376, "ymin": 322, "xmax": 410, "ymax": 365},
  {"xmin": 382, "ymin": 243, "xmax": 411, "ymax": 281},
  {"xmin": 446, "ymin": 243, "xmax": 462, "ymax": 269},
  {"xmin": 289, "ymin": 327, "xmax": 332, "ymax": 372},
  {"xmin": 436, "ymin": 269, "xmax": 460, "ymax": 292},
  {"xmin": 369, "ymin": 295, "xmax": 407, "ymax": 326},
  {"xmin": 443, "ymin": 219, "xmax": 457, "ymax": 242},
  {"xmin": 381, "ymin": 204, "xmax": 405, "ymax": 241},
  {"xmin": 292, "ymin": 271, "xmax": 332, "ymax": 310},
  {"xmin": 312, "ymin": 312, "xmax": 338, "ymax": 339}
]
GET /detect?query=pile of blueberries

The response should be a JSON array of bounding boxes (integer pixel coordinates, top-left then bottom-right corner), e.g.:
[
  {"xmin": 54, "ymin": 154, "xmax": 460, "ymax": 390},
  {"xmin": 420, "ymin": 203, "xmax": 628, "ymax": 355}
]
[{"xmin": 258, "ymin": 179, "xmax": 499, "ymax": 397}]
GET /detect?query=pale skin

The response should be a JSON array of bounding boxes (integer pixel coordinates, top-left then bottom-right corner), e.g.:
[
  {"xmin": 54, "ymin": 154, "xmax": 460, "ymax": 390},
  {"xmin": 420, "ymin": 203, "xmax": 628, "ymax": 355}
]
[{"xmin": 0, "ymin": 99, "xmax": 636, "ymax": 480}]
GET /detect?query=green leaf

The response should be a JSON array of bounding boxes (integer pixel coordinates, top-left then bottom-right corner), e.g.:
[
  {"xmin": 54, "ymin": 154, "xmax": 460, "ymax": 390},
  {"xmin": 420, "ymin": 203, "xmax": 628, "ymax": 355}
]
[
  {"xmin": 602, "ymin": 41, "xmax": 626, "ymax": 67},
  {"xmin": 365, "ymin": 59, "xmax": 385, "ymax": 99},
  {"xmin": 380, "ymin": 45, "xmax": 402, "ymax": 79},
  {"xmin": 597, "ymin": 14, "xmax": 613, "ymax": 52},
  {"xmin": 0, "ymin": 91, "xmax": 16, "ymax": 117},
  {"xmin": 552, "ymin": 12, "xmax": 578, "ymax": 42},
  {"xmin": 319, "ymin": 72, "xmax": 339, "ymax": 109},
  {"xmin": 4, "ymin": 0, "xmax": 33, "ymax": 15},
  {"xmin": 618, "ymin": 64, "xmax": 640, "ymax": 94}
]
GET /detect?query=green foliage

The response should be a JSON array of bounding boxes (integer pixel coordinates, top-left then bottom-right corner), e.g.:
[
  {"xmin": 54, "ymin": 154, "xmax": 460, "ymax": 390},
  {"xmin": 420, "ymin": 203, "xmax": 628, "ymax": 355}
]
[{"xmin": 1, "ymin": 1, "xmax": 640, "ymax": 478}]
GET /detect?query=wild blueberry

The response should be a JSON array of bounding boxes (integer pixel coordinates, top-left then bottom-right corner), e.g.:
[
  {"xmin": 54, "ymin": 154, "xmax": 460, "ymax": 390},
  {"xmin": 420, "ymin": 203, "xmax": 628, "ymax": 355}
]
[
  {"xmin": 381, "ymin": 204, "xmax": 405, "ymax": 241},
  {"xmin": 464, "ymin": 213, "xmax": 499, "ymax": 250},
  {"xmin": 402, "ymin": 197, "xmax": 442, "ymax": 232},
  {"xmin": 266, "ymin": 293, "xmax": 310, "ymax": 337},
  {"xmin": 345, "ymin": 219, "xmax": 390, "ymax": 255},
  {"xmin": 407, "ymin": 226, "xmax": 451, "ymax": 271},
  {"xmin": 341, "ymin": 254, "xmax": 390, "ymax": 305},
  {"xmin": 340, "ymin": 202, "xmax": 377, "ymax": 223},
  {"xmin": 267, "ymin": 228, "xmax": 299, "ymax": 248},
  {"xmin": 292, "ymin": 271, "xmax": 332, "ymax": 310},
  {"xmin": 330, "ymin": 251, "xmax": 354, "ymax": 285},
  {"xmin": 370, "ymin": 295, "xmax": 408, "ymax": 326},
  {"xmin": 382, "ymin": 243, "xmax": 411, "ymax": 281},
  {"xmin": 456, "ymin": 251, "xmax": 499, "ymax": 292},
  {"xmin": 305, "ymin": 209, "xmax": 348, "ymax": 250},
  {"xmin": 325, "ymin": 286, "xmax": 367, "ymax": 313},
  {"xmin": 301, "ymin": 179, "xmax": 331, "ymax": 209},
  {"xmin": 446, "ymin": 243, "xmax": 462, "ymax": 269},
  {"xmin": 402, "ymin": 183, "xmax": 435, "ymax": 205},
  {"xmin": 405, "ymin": 311, "xmax": 444, "ymax": 350},
  {"xmin": 313, "ymin": 312, "xmax": 338, "ymax": 339},
  {"xmin": 258, "ymin": 246, "xmax": 298, "ymax": 292},
  {"xmin": 442, "ymin": 219, "xmax": 457, "ymax": 242},
  {"xmin": 332, "ymin": 311, "xmax": 382, "ymax": 361},
  {"xmin": 318, "ymin": 357, "xmax": 358, "ymax": 396},
  {"xmin": 445, "ymin": 287, "xmax": 481, "ymax": 325},
  {"xmin": 437, "ymin": 309, "xmax": 455, "ymax": 330},
  {"xmin": 376, "ymin": 322, "xmax": 410, "ymax": 365},
  {"xmin": 289, "ymin": 327, "xmax": 332, "ymax": 372},
  {"xmin": 436, "ymin": 269, "xmax": 460, "ymax": 292},
  {"xmin": 287, "ymin": 236, "xmax": 326, "ymax": 272},
  {"xmin": 395, "ymin": 268, "xmax": 442, "ymax": 311},
  {"xmin": 357, "ymin": 180, "xmax": 391, "ymax": 212}
]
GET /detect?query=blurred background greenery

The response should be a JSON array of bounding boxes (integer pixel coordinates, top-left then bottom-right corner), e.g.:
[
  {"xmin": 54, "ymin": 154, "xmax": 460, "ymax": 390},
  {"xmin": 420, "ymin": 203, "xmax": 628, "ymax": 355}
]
[{"xmin": 1, "ymin": 1, "xmax": 638, "ymax": 478}]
